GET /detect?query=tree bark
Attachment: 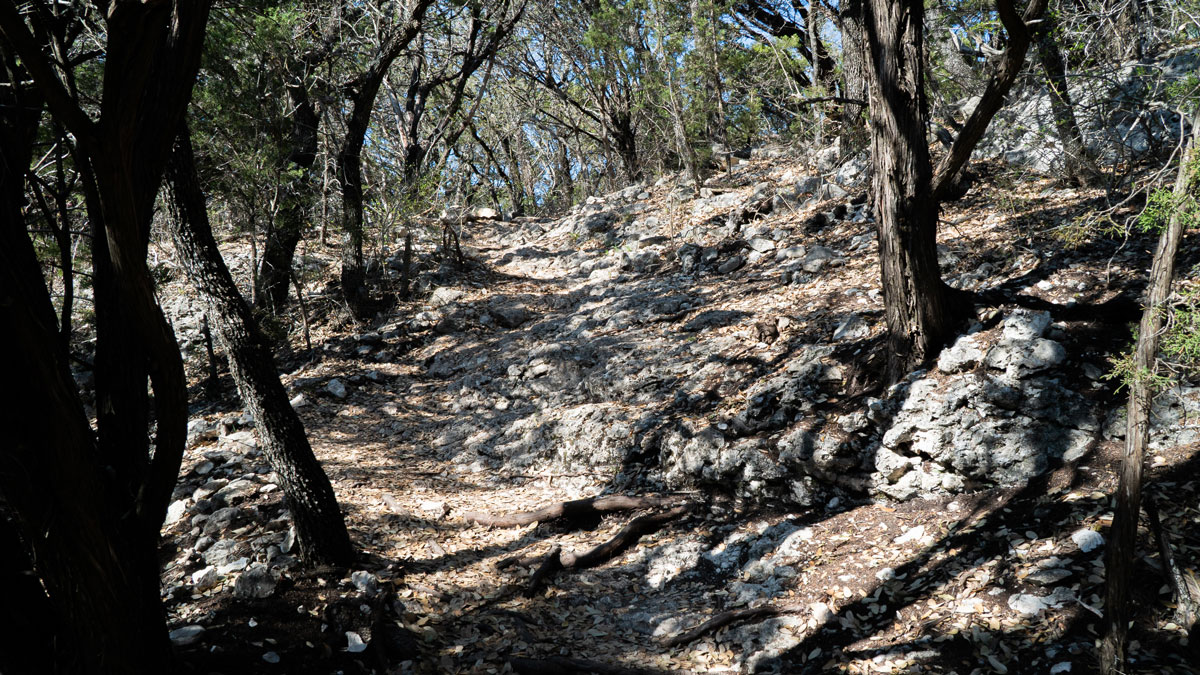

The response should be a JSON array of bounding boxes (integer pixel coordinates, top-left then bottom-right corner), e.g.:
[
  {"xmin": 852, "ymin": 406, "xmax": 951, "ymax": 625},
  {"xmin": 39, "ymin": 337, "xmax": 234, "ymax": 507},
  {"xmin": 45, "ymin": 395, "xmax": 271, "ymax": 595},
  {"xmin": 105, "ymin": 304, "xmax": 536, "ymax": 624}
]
[
  {"xmin": 839, "ymin": 0, "xmax": 870, "ymax": 153},
  {"xmin": 863, "ymin": 0, "xmax": 968, "ymax": 382},
  {"xmin": 167, "ymin": 127, "xmax": 356, "ymax": 567},
  {"xmin": 0, "ymin": 2, "xmax": 212, "ymax": 671},
  {"xmin": 338, "ymin": 0, "xmax": 434, "ymax": 316},
  {"xmin": 1100, "ymin": 110, "xmax": 1199, "ymax": 674}
]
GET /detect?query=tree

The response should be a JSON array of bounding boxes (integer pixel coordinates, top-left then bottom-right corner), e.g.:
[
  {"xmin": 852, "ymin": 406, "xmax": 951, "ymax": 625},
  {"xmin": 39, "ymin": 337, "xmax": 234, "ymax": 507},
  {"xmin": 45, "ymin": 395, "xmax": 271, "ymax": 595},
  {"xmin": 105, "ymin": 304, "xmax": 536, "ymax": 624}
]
[
  {"xmin": 166, "ymin": 126, "xmax": 356, "ymax": 566},
  {"xmin": 335, "ymin": 0, "xmax": 435, "ymax": 314},
  {"xmin": 1100, "ymin": 109, "xmax": 1199, "ymax": 674},
  {"xmin": 862, "ymin": 0, "xmax": 1046, "ymax": 381},
  {"xmin": 0, "ymin": 0, "xmax": 211, "ymax": 670},
  {"xmin": 1035, "ymin": 6, "xmax": 1098, "ymax": 186}
]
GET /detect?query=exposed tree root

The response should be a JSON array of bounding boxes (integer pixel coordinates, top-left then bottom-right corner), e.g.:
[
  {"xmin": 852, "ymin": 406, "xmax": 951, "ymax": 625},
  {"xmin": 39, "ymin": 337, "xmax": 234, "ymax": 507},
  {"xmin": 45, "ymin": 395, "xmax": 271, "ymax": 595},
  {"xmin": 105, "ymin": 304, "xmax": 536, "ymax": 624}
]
[
  {"xmin": 523, "ymin": 546, "xmax": 563, "ymax": 597},
  {"xmin": 509, "ymin": 656, "xmax": 690, "ymax": 674},
  {"xmin": 461, "ymin": 494, "xmax": 689, "ymax": 528},
  {"xmin": 661, "ymin": 603, "xmax": 803, "ymax": 648},
  {"xmin": 507, "ymin": 504, "xmax": 694, "ymax": 596}
]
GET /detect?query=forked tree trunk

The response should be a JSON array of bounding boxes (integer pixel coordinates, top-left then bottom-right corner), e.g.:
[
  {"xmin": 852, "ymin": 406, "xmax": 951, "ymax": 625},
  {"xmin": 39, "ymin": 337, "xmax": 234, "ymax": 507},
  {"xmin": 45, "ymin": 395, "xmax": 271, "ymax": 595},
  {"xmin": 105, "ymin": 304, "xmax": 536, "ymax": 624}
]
[
  {"xmin": 863, "ymin": 0, "xmax": 966, "ymax": 382},
  {"xmin": 1100, "ymin": 111, "xmax": 1199, "ymax": 673},
  {"xmin": 167, "ymin": 127, "xmax": 355, "ymax": 566},
  {"xmin": 0, "ymin": 36, "xmax": 171, "ymax": 673}
]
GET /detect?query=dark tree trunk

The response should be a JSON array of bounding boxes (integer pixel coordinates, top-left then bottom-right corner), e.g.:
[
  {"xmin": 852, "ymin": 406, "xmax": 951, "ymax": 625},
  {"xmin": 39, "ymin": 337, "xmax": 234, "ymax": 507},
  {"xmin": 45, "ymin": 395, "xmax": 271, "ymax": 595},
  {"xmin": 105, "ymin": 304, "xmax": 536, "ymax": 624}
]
[
  {"xmin": 257, "ymin": 78, "xmax": 320, "ymax": 314},
  {"xmin": 1100, "ymin": 111, "xmax": 1198, "ymax": 674},
  {"xmin": 0, "ymin": 44, "xmax": 172, "ymax": 670},
  {"xmin": 610, "ymin": 111, "xmax": 642, "ymax": 183},
  {"xmin": 339, "ymin": 73, "xmax": 388, "ymax": 317},
  {"xmin": 0, "ymin": 220, "xmax": 174, "ymax": 673},
  {"xmin": 0, "ymin": 508, "xmax": 55, "ymax": 674},
  {"xmin": 863, "ymin": 0, "xmax": 967, "ymax": 382},
  {"xmin": 338, "ymin": 2, "xmax": 433, "ymax": 316},
  {"xmin": 1036, "ymin": 14, "xmax": 1096, "ymax": 185},
  {"xmin": 167, "ymin": 127, "xmax": 355, "ymax": 566},
  {"xmin": 0, "ymin": 3, "xmax": 211, "ymax": 670},
  {"xmin": 839, "ymin": 0, "xmax": 869, "ymax": 153}
]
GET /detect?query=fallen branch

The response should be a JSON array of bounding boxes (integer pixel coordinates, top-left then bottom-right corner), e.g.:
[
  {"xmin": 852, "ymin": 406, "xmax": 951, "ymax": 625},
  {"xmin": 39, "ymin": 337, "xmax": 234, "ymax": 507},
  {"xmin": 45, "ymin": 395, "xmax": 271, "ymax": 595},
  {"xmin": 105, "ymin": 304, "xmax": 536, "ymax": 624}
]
[
  {"xmin": 525, "ymin": 504, "xmax": 694, "ymax": 596},
  {"xmin": 461, "ymin": 494, "xmax": 688, "ymax": 528},
  {"xmin": 509, "ymin": 656, "xmax": 687, "ymax": 675},
  {"xmin": 662, "ymin": 603, "xmax": 802, "ymax": 648}
]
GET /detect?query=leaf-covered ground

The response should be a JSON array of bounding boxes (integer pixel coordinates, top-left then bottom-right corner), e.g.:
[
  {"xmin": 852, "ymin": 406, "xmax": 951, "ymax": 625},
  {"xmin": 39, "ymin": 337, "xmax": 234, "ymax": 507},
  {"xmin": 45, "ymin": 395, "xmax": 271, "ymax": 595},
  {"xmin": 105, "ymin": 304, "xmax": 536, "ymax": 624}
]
[{"xmin": 159, "ymin": 152, "xmax": 1200, "ymax": 674}]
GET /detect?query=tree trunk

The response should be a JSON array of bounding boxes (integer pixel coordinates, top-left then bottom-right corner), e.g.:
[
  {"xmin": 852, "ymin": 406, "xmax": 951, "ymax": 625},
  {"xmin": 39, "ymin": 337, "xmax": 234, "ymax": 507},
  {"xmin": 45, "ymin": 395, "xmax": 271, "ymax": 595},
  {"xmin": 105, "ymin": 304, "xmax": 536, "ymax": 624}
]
[
  {"xmin": 0, "ymin": 224, "xmax": 174, "ymax": 673},
  {"xmin": 0, "ymin": 508, "xmax": 55, "ymax": 674},
  {"xmin": 863, "ymin": 0, "xmax": 968, "ymax": 382},
  {"xmin": 1100, "ymin": 110, "xmax": 1199, "ymax": 674},
  {"xmin": 1036, "ymin": 14, "xmax": 1096, "ymax": 185},
  {"xmin": 610, "ymin": 111, "xmax": 642, "ymax": 183},
  {"xmin": 839, "ymin": 0, "xmax": 870, "ymax": 153},
  {"xmin": 0, "ymin": 62, "xmax": 171, "ymax": 672},
  {"xmin": 0, "ymin": 2, "xmax": 212, "ymax": 671},
  {"xmin": 337, "ymin": 3, "xmax": 433, "ymax": 315},
  {"xmin": 692, "ymin": 0, "xmax": 730, "ymax": 169},
  {"xmin": 167, "ymin": 127, "xmax": 355, "ymax": 567},
  {"xmin": 257, "ymin": 78, "xmax": 320, "ymax": 314}
]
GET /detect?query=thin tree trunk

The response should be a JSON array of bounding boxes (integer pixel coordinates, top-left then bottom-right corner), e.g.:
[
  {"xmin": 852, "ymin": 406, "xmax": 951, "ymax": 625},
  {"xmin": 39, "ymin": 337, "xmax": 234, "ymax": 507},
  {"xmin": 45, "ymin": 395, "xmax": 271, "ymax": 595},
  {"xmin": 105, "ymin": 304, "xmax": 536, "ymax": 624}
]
[
  {"xmin": 654, "ymin": 2, "xmax": 700, "ymax": 187},
  {"xmin": 167, "ymin": 126, "xmax": 355, "ymax": 566},
  {"xmin": 1036, "ymin": 13, "xmax": 1096, "ymax": 185},
  {"xmin": 1100, "ymin": 110, "xmax": 1199, "ymax": 673},
  {"xmin": 929, "ymin": 0, "xmax": 1049, "ymax": 201}
]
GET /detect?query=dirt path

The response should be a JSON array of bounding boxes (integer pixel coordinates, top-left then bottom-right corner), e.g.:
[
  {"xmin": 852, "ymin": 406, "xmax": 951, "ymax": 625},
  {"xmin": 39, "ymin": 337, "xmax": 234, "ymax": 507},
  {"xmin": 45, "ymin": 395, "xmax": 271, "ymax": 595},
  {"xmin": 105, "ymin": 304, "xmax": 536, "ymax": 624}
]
[{"xmin": 162, "ymin": 160, "xmax": 1199, "ymax": 674}]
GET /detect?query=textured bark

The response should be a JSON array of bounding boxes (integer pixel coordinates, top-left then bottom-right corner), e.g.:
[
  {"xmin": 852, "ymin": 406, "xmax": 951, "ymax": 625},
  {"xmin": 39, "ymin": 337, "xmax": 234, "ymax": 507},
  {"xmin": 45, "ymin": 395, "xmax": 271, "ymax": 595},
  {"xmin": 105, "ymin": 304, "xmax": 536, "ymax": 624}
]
[
  {"xmin": 610, "ymin": 110, "xmax": 643, "ymax": 183},
  {"xmin": 0, "ymin": 35, "xmax": 171, "ymax": 673},
  {"xmin": 0, "ymin": 2, "xmax": 211, "ymax": 671},
  {"xmin": 167, "ymin": 128, "xmax": 355, "ymax": 567},
  {"xmin": 257, "ymin": 79, "xmax": 320, "ymax": 314},
  {"xmin": 863, "ymin": 0, "xmax": 967, "ymax": 382},
  {"xmin": 0, "ymin": 216, "xmax": 173, "ymax": 673},
  {"xmin": 1036, "ymin": 14, "xmax": 1096, "ymax": 185},
  {"xmin": 839, "ymin": 0, "xmax": 870, "ymax": 152},
  {"xmin": 1100, "ymin": 112, "xmax": 1198, "ymax": 674}
]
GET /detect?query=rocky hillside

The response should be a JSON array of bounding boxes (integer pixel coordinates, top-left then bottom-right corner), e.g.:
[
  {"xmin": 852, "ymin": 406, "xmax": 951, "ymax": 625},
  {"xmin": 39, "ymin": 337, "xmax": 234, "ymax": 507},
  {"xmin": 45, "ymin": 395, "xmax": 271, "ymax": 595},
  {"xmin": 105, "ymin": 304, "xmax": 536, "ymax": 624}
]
[{"xmin": 155, "ymin": 146, "xmax": 1200, "ymax": 674}]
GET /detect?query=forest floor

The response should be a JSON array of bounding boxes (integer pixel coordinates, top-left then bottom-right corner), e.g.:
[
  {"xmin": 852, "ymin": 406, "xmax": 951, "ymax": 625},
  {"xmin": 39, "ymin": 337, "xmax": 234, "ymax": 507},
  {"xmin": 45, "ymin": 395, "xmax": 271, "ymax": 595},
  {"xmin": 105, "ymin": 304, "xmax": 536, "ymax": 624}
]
[{"xmin": 159, "ymin": 152, "xmax": 1200, "ymax": 674}]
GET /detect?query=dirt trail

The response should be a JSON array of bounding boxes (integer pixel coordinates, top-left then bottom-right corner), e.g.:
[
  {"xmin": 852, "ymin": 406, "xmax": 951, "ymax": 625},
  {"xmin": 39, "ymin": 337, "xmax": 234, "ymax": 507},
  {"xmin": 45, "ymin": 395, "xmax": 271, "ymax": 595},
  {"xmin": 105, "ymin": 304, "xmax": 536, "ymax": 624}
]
[{"xmin": 162, "ymin": 157, "xmax": 1199, "ymax": 674}]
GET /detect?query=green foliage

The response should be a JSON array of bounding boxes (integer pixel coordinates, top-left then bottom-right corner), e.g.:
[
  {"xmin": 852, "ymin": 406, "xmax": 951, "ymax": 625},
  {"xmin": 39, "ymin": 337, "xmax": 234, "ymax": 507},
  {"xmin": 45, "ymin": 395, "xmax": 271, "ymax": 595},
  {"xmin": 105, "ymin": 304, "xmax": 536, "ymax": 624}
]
[
  {"xmin": 1137, "ymin": 159, "xmax": 1200, "ymax": 233},
  {"xmin": 1103, "ymin": 329, "xmax": 1176, "ymax": 394},
  {"xmin": 1161, "ymin": 285, "xmax": 1200, "ymax": 368}
]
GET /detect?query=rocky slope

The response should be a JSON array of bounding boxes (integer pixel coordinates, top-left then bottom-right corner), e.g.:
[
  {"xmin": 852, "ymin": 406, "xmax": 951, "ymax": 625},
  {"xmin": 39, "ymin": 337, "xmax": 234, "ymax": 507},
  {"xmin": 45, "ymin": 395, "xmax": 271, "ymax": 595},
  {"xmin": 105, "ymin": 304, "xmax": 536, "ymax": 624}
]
[{"xmin": 153, "ymin": 146, "xmax": 1200, "ymax": 674}]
